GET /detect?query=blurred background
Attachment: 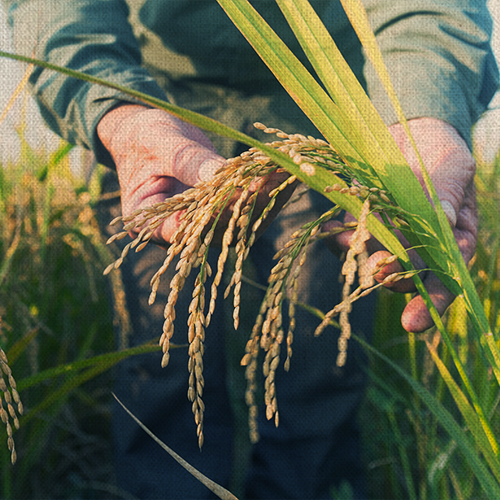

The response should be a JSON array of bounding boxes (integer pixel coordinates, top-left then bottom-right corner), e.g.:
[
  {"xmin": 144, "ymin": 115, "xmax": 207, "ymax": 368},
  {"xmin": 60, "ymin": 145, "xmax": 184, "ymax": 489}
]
[{"xmin": 0, "ymin": 3, "xmax": 499, "ymax": 500}]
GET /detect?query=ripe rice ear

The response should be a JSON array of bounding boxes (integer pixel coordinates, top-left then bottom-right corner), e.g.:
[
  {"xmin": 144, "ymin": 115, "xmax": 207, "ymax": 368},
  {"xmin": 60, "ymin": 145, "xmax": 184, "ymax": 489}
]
[{"xmin": 0, "ymin": 347, "xmax": 22, "ymax": 464}]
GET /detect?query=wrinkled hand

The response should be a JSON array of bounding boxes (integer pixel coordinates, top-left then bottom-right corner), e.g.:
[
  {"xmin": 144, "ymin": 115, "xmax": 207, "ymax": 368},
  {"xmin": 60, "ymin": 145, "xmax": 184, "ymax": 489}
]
[
  {"xmin": 97, "ymin": 104, "xmax": 291, "ymax": 246},
  {"xmin": 325, "ymin": 118, "xmax": 477, "ymax": 333}
]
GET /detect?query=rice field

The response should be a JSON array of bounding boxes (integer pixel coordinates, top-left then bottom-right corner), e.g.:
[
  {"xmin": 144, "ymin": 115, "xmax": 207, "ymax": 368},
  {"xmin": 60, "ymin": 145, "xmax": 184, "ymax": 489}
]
[
  {"xmin": 0, "ymin": 1, "xmax": 500, "ymax": 498},
  {"xmin": 0, "ymin": 117, "xmax": 497, "ymax": 499}
]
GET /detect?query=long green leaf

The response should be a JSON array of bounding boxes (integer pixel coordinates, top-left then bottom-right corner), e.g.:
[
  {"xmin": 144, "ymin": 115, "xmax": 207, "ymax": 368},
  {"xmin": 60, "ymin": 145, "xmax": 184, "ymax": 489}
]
[
  {"xmin": 275, "ymin": 1, "xmax": 435, "ymax": 220},
  {"xmin": 425, "ymin": 341, "xmax": 500, "ymax": 474},
  {"xmin": 216, "ymin": 0, "xmax": 369, "ymax": 166},
  {"xmin": 0, "ymin": 49, "xmax": 408, "ymax": 263},
  {"xmin": 354, "ymin": 334, "xmax": 500, "ymax": 497},
  {"xmin": 338, "ymin": 0, "xmax": 500, "ymax": 384},
  {"xmin": 17, "ymin": 342, "xmax": 163, "ymax": 391}
]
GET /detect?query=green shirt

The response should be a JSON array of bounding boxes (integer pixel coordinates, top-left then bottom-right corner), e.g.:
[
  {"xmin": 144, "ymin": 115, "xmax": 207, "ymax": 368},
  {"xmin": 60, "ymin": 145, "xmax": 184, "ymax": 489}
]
[{"xmin": 4, "ymin": 0, "xmax": 498, "ymax": 167}]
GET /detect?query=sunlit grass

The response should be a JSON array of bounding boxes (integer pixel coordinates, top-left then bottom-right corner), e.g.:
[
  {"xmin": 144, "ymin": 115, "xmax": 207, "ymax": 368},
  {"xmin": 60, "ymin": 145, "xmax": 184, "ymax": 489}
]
[
  {"xmin": 0, "ymin": 134, "xmax": 161, "ymax": 498},
  {"xmin": 0, "ymin": 0, "xmax": 499, "ymax": 498}
]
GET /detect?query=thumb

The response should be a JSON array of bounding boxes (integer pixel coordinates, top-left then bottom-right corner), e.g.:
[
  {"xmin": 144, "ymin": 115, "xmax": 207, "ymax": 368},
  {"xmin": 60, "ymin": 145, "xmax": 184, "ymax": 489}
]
[
  {"xmin": 425, "ymin": 146, "xmax": 474, "ymax": 229},
  {"xmin": 128, "ymin": 109, "xmax": 226, "ymax": 187},
  {"xmin": 165, "ymin": 138, "xmax": 225, "ymax": 186},
  {"xmin": 198, "ymin": 157, "xmax": 227, "ymax": 183}
]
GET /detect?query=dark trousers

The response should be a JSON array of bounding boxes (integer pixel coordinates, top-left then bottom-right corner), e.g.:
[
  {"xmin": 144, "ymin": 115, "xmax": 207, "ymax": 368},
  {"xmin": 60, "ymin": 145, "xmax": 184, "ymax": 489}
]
[{"xmin": 98, "ymin": 79, "xmax": 375, "ymax": 499}]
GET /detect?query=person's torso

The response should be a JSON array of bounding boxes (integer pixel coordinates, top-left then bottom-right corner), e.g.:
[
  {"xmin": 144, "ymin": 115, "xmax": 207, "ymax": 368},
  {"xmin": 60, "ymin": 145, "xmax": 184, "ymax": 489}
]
[{"xmin": 126, "ymin": 0, "xmax": 364, "ymax": 88}]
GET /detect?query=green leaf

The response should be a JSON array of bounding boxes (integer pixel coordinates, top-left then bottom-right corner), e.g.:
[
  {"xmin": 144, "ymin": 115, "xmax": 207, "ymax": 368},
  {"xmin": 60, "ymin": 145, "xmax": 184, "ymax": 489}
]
[
  {"xmin": 17, "ymin": 342, "xmax": 165, "ymax": 391},
  {"xmin": 114, "ymin": 394, "xmax": 239, "ymax": 500},
  {"xmin": 425, "ymin": 341, "xmax": 500, "ymax": 478},
  {"xmin": 354, "ymin": 333, "xmax": 500, "ymax": 497}
]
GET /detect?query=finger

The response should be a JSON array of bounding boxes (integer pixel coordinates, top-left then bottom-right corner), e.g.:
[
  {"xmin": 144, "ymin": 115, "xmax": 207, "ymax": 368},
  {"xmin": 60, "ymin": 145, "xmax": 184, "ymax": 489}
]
[
  {"xmin": 401, "ymin": 273, "xmax": 456, "ymax": 333},
  {"xmin": 365, "ymin": 250, "xmax": 419, "ymax": 294},
  {"xmin": 150, "ymin": 113, "xmax": 225, "ymax": 186},
  {"xmin": 167, "ymin": 141, "xmax": 225, "ymax": 187},
  {"xmin": 322, "ymin": 220, "xmax": 351, "ymax": 257},
  {"xmin": 120, "ymin": 175, "xmax": 190, "ymax": 245},
  {"xmin": 198, "ymin": 157, "xmax": 228, "ymax": 183},
  {"xmin": 454, "ymin": 180, "xmax": 477, "ymax": 262}
]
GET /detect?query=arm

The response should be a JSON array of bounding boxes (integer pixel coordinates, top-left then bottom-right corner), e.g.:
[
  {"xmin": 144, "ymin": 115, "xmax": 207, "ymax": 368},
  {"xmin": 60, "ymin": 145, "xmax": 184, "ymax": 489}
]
[
  {"xmin": 363, "ymin": 0, "xmax": 498, "ymax": 145},
  {"xmin": 4, "ymin": 0, "xmax": 167, "ymax": 168}
]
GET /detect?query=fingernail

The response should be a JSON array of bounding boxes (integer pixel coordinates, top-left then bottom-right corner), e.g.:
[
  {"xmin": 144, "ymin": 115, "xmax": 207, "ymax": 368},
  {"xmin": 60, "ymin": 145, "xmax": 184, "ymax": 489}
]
[
  {"xmin": 198, "ymin": 157, "xmax": 226, "ymax": 183},
  {"xmin": 440, "ymin": 200, "xmax": 457, "ymax": 228}
]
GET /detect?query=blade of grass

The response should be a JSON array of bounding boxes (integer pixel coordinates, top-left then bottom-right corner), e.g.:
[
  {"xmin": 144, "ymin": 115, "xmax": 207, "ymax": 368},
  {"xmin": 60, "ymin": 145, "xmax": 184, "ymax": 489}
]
[
  {"xmin": 0, "ymin": 48, "xmax": 324, "ymax": 191},
  {"xmin": 17, "ymin": 341, "xmax": 167, "ymax": 391},
  {"xmin": 0, "ymin": 220, "xmax": 21, "ymax": 287},
  {"xmin": 37, "ymin": 141, "xmax": 74, "ymax": 182},
  {"xmin": 387, "ymin": 407, "xmax": 417, "ymax": 500},
  {"xmin": 0, "ymin": 50, "xmax": 410, "ymax": 267},
  {"xmin": 16, "ymin": 343, "xmax": 170, "ymax": 452},
  {"xmin": 0, "ymin": 59, "xmax": 32, "ymax": 127},
  {"xmin": 354, "ymin": 333, "xmax": 500, "ymax": 497},
  {"xmin": 5, "ymin": 327, "xmax": 39, "ymax": 365},
  {"xmin": 113, "ymin": 394, "xmax": 239, "ymax": 500},
  {"xmin": 275, "ymin": 0, "xmax": 436, "ymax": 221},
  {"xmin": 425, "ymin": 339, "xmax": 500, "ymax": 476},
  {"xmin": 216, "ymin": 0, "xmax": 370, "ymax": 165},
  {"xmin": 409, "ymin": 269, "xmax": 498, "ymax": 459}
]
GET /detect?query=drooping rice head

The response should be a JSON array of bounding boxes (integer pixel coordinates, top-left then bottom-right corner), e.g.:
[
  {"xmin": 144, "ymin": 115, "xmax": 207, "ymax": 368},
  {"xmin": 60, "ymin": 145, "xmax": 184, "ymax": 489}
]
[
  {"xmin": 105, "ymin": 124, "xmax": 420, "ymax": 446},
  {"xmin": 0, "ymin": 347, "xmax": 23, "ymax": 464}
]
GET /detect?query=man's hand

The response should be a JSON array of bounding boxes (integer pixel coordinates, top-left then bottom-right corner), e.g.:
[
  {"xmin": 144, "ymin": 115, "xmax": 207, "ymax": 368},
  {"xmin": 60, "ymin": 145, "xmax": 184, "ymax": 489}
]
[
  {"xmin": 98, "ymin": 104, "xmax": 226, "ymax": 244},
  {"xmin": 97, "ymin": 104, "xmax": 292, "ymax": 246},
  {"xmin": 326, "ymin": 118, "xmax": 477, "ymax": 333}
]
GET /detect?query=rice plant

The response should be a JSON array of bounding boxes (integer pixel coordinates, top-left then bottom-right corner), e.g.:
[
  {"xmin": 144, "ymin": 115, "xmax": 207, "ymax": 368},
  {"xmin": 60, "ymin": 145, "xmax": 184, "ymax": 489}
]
[
  {"xmin": 361, "ymin": 148, "xmax": 500, "ymax": 498},
  {"xmin": 0, "ymin": 136, "xmax": 161, "ymax": 498},
  {"xmin": 1, "ymin": 0, "xmax": 499, "ymax": 497},
  {"xmin": 0, "ymin": 347, "xmax": 22, "ymax": 465},
  {"xmin": 104, "ymin": 123, "xmax": 423, "ymax": 448},
  {"xmin": 0, "ymin": 142, "xmax": 110, "ymax": 494}
]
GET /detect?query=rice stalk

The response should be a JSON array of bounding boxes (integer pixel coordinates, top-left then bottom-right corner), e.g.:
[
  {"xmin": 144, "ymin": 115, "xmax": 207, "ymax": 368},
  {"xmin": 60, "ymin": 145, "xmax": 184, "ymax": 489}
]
[{"xmin": 106, "ymin": 125, "xmax": 417, "ymax": 444}]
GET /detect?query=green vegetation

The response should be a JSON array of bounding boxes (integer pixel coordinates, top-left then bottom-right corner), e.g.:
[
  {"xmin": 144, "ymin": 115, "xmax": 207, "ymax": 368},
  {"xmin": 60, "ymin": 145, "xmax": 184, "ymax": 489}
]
[
  {"xmin": 0, "ymin": 0, "xmax": 499, "ymax": 498},
  {"xmin": 360, "ymin": 153, "xmax": 500, "ymax": 499},
  {"xmin": 0, "ymin": 138, "xmax": 158, "ymax": 498}
]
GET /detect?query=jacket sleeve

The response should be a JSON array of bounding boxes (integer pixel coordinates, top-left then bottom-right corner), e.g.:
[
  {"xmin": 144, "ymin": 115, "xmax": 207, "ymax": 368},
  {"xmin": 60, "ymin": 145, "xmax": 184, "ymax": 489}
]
[
  {"xmin": 4, "ymin": 0, "xmax": 167, "ymax": 167},
  {"xmin": 363, "ymin": 0, "xmax": 499, "ymax": 146}
]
